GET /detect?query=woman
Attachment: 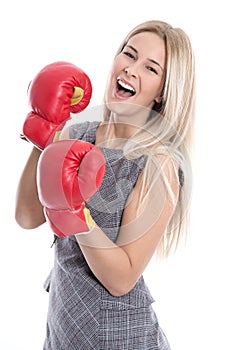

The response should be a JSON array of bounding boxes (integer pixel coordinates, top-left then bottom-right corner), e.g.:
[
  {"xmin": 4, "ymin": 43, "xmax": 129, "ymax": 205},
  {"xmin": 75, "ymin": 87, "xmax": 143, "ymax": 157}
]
[{"xmin": 15, "ymin": 20, "xmax": 195, "ymax": 349}]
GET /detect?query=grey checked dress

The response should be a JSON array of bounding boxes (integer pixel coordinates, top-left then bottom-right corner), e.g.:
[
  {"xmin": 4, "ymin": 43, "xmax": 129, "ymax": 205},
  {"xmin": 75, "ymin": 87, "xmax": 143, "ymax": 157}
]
[{"xmin": 43, "ymin": 121, "xmax": 171, "ymax": 350}]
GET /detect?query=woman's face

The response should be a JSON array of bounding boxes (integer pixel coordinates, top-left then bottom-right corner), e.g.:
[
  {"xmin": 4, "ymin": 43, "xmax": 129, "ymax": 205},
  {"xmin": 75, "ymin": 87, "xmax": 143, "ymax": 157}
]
[{"xmin": 105, "ymin": 31, "xmax": 166, "ymax": 118}]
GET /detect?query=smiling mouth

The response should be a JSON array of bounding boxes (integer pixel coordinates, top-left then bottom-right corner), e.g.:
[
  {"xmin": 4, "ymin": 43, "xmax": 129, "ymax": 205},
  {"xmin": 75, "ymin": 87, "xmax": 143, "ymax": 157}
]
[{"xmin": 116, "ymin": 77, "xmax": 136, "ymax": 97}]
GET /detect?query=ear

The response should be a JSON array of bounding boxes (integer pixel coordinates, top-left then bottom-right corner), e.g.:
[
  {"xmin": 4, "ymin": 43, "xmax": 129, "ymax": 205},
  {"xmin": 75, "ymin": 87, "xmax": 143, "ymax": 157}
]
[
  {"xmin": 154, "ymin": 84, "xmax": 165, "ymax": 104},
  {"xmin": 153, "ymin": 93, "xmax": 164, "ymax": 111},
  {"xmin": 154, "ymin": 95, "xmax": 162, "ymax": 104},
  {"xmin": 154, "ymin": 96, "xmax": 162, "ymax": 103}
]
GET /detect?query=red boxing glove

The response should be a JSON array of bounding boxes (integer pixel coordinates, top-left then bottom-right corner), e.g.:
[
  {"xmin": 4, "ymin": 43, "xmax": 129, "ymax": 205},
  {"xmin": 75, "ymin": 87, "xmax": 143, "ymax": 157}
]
[
  {"xmin": 22, "ymin": 61, "xmax": 92, "ymax": 149},
  {"xmin": 37, "ymin": 140, "xmax": 106, "ymax": 237}
]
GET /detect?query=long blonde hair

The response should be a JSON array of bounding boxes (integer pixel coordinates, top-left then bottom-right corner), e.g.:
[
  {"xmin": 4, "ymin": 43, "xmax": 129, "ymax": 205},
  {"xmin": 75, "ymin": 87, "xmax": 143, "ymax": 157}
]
[{"xmin": 103, "ymin": 20, "xmax": 196, "ymax": 258}]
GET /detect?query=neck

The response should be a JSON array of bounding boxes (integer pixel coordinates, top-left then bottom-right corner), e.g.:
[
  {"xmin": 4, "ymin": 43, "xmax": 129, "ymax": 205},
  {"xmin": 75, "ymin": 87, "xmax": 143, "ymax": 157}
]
[
  {"xmin": 96, "ymin": 104, "xmax": 151, "ymax": 148},
  {"xmin": 98, "ymin": 116, "xmax": 144, "ymax": 149},
  {"xmin": 111, "ymin": 119, "xmax": 138, "ymax": 139}
]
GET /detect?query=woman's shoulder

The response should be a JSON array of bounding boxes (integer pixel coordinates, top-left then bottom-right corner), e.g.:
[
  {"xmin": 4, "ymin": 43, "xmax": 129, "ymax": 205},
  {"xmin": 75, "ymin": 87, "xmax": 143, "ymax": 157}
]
[{"xmin": 138, "ymin": 154, "xmax": 180, "ymax": 200}]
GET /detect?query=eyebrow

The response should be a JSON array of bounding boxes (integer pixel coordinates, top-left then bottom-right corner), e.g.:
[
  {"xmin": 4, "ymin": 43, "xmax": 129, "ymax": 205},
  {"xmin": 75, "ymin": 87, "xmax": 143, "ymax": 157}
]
[{"xmin": 125, "ymin": 44, "xmax": 164, "ymax": 71}]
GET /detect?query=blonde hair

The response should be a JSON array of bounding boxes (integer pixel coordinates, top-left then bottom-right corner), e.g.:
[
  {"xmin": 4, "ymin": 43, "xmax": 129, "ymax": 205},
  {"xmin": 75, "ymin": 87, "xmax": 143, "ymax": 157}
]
[{"xmin": 103, "ymin": 20, "xmax": 196, "ymax": 258}]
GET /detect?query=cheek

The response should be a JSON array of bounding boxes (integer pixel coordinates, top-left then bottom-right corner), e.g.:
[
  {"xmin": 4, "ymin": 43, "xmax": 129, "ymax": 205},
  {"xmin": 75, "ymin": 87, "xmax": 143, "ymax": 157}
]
[
  {"xmin": 104, "ymin": 74, "xmax": 112, "ymax": 103},
  {"xmin": 113, "ymin": 55, "xmax": 128, "ymax": 73},
  {"xmin": 105, "ymin": 61, "xmax": 120, "ymax": 91},
  {"xmin": 142, "ymin": 79, "xmax": 162, "ymax": 100}
]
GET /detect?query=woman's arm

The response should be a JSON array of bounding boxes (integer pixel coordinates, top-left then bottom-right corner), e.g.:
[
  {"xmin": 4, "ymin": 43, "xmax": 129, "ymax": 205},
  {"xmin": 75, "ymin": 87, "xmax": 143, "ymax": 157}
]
[
  {"xmin": 15, "ymin": 147, "xmax": 46, "ymax": 229},
  {"xmin": 76, "ymin": 156, "xmax": 179, "ymax": 296}
]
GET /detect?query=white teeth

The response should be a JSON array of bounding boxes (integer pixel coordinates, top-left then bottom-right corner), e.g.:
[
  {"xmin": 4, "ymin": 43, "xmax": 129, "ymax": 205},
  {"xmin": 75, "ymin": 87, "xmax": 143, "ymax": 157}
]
[{"xmin": 117, "ymin": 78, "xmax": 135, "ymax": 93}]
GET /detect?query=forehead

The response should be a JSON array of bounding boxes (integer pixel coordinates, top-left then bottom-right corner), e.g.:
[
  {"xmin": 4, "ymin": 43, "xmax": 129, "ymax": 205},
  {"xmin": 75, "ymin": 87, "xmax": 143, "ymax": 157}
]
[{"xmin": 126, "ymin": 31, "xmax": 165, "ymax": 62}]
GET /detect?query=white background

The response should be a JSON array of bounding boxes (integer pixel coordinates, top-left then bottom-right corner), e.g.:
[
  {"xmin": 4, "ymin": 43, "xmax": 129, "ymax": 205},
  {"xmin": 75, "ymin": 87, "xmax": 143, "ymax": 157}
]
[{"xmin": 0, "ymin": 0, "xmax": 232, "ymax": 349}]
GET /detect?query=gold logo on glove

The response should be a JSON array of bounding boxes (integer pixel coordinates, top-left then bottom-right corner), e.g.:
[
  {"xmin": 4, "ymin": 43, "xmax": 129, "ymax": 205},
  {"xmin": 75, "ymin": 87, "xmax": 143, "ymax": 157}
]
[{"xmin": 71, "ymin": 87, "xmax": 84, "ymax": 106}]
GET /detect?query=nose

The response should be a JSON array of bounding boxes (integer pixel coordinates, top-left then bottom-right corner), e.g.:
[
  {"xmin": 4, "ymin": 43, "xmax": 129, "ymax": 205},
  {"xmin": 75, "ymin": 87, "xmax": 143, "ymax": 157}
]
[{"xmin": 124, "ymin": 64, "xmax": 139, "ymax": 78}]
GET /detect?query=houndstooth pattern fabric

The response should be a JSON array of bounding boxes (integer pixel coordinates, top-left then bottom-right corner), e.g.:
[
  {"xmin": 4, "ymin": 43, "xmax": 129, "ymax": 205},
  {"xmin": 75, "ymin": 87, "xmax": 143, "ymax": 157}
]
[{"xmin": 43, "ymin": 121, "xmax": 171, "ymax": 350}]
